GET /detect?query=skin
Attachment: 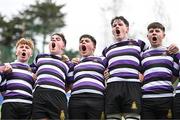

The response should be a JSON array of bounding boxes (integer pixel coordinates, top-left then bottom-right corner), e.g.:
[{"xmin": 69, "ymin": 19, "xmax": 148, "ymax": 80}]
[
  {"xmin": 16, "ymin": 44, "xmax": 33, "ymax": 63},
  {"xmin": 0, "ymin": 43, "xmax": 33, "ymax": 73},
  {"xmin": 112, "ymin": 19, "xmax": 129, "ymax": 41},
  {"xmin": 147, "ymin": 28, "xmax": 165, "ymax": 48},
  {"xmin": 79, "ymin": 37, "xmax": 95, "ymax": 57},
  {"xmin": 49, "ymin": 34, "xmax": 65, "ymax": 55}
]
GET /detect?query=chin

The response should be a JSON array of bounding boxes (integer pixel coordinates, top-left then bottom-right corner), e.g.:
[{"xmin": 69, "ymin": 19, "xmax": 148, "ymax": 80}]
[{"xmin": 20, "ymin": 59, "xmax": 28, "ymax": 63}]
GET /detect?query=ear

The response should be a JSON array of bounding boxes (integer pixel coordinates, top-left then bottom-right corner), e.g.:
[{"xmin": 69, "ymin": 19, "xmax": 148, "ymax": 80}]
[
  {"xmin": 163, "ymin": 33, "xmax": 166, "ymax": 37},
  {"xmin": 126, "ymin": 27, "xmax": 129, "ymax": 33},
  {"xmin": 62, "ymin": 45, "xmax": 65, "ymax": 50},
  {"xmin": 15, "ymin": 50, "xmax": 18, "ymax": 56},
  {"xmin": 30, "ymin": 50, "xmax": 33, "ymax": 57}
]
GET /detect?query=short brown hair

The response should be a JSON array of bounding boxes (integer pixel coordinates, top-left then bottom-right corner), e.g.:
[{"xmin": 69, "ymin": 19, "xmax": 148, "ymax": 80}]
[
  {"xmin": 16, "ymin": 38, "xmax": 34, "ymax": 50},
  {"xmin": 51, "ymin": 33, "xmax": 66, "ymax": 46},
  {"xmin": 147, "ymin": 22, "xmax": 165, "ymax": 32},
  {"xmin": 79, "ymin": 34, "xmax": 96, "ymax": 47},
  {"xmin": 111, "ymin": 16, "xmax": 129, "ymax": 27}
]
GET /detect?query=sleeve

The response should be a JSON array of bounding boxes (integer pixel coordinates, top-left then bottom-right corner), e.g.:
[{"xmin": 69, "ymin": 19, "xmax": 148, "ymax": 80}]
[
  {"xmin": 100, "ymin": 56, "xmax": 108, "ymax": 68},
  {"xmin": 173, "ymin": 54, "xmax": 180, "ymax": 77},
  {"xmin": 66, "ymin": 61, "xmax": 75, "ymax": 85},
  {"xmin": 102, "ymin": 47, "xmax": 107, "ymax": 57},
  {"xmin": 138, "ymin": 39, "xmax": 149, "ymax": 52},
  {"xmin": 30, "ymin": 55, "xmax": 39, "ymax": 73},
  {"xmin": 139, "ymin": 51, "xmax": 144, "ymax": 74},
  {"xmin": 0, "ymin": 72, "xmax": 6, "ymax": 92}
]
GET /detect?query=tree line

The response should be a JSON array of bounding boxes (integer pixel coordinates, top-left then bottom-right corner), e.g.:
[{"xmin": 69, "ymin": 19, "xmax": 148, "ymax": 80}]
[{"xmin": 0, "ymin": 0, "xmax": 78, "ymax": 63}]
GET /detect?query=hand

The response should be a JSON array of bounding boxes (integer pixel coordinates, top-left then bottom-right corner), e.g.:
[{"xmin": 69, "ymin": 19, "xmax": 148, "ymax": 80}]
[
  {"xmin": 3, "ymin": 63, "xmax": 12, "ymax": 73},
  {"xmin": 0, "ymin": 66, "xmax": 5, "ymax": 73},
  {"xmin": 139, "ymin": 73, "xmax": 144, "ymax": 82},
  {"xmin": 71, "ymin": 58, "xmax": 80, "ymax": 64},
  {"xmin": 62, "ymin": 54, "xmax": 69, "ymax": 62},
  {"xmin": 32, "ymin": 73, "xmax": 37, "ymax": 80},
  {"xmin": 167, "ymin": 44, "xmax": 179, "ymax": 54},
  {"xmin": 104, "ymin": 69, "xmax": 110, "ymax": 80}
]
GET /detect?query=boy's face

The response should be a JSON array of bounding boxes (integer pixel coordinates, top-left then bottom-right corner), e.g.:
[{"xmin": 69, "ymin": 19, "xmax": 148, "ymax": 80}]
[
  {"xmin": 49, "ymin": 34, "xmax": 65, "ymax": 55},
  {"xmin": 147, "ymin": 28, "xmax": 165, "ymax": 48},
  {"xmin": 79, "ymin": 37, "xmax": 95, "ymax": 57},
  {"xmin": 112, "ymin": 19, "xmax": 129, "ymax": 41},
  {"xmin": 16, "ymin": 44, "xmax": 32, "ymax": 63}
]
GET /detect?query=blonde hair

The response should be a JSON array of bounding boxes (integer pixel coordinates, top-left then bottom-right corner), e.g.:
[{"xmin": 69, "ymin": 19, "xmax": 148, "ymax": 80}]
[{"xmin": 16, "ymin": 38, "xmax": 34, "ymax": 50}]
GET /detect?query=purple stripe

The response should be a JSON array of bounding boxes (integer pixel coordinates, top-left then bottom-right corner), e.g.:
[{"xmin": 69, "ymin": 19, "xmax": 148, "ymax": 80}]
[
  {"xmin": 75, "ymin": 74, "xmax": 104, "ymax": 82},
  {"xmin": 10, "ymin": 72, "xmax": 34, "ymax": 83},
  {"xmin": 37, "ymin": 78, "xmax": 65, "ymax": 87},
  {"xmin": 7, "ymin": 83, "xmax": 31, "ymax": 90},
  {"xmin": 72, "ymin": 81, "xmax": 104, "ymax": 90},
  {"xmin": 143, "ymin": 59, "xmax": 173, "ymax": 67},
  {"xmin": 144, "ymin": 72, "xmax": 172, "ymax": 81},
  {"xmin": 144, "ymin": 49, "xmax": 165, "ymax": 56},
  {"xmin": 109, "ymin": 60, "xmax": 139, "ymax": 68},
  {"xmin": 112, "ymin": 72, "xmax": 138, "ymax": 78},
  {"xmin": 143, "ymin": 85, "xmax": 173, "ymax": 92},
  {"xmin": 12, "ymin": 63, "xmax": 29, "ymax": 68},
  {"xmin": 75, "ymin": 64, "xmax": 104, "ymax": 71},
  {"xmin": 38, "ymin": 59, "xmax": 67, "ymax": 70},
  {"xmin": 4, "ymin": 92, "xmax": 32, "ymax": 98},
  {"xmin": 107, "ymin": 48, "xmax": 139, "ymax": 58},
  {"xmin": 175, "ymin": 85, "xmax": 180, "ymax": 90},
  {"xmin": 38, "ymin": 68, "xmax": 64, "ymax": 77}
]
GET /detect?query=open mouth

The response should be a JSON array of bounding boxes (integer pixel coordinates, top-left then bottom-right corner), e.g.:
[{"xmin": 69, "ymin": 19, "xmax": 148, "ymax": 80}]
[
  {"xmin": 22, "ymin": 52, "xmax": 26, "ymax": 56},
  {"xmin": 116, "ymin": 29, "xmax": 120, "ymax": 34},
  {"xmin": 152, "ymin": 37, "xmax": 157, "ymax": 41},
  {"xmin": 52, "ymin": 42, "xmax": 56, "ymax": 48},
  {"xmin": 81, "ymin": 45, "xmax": 86, "ymax": 51}
]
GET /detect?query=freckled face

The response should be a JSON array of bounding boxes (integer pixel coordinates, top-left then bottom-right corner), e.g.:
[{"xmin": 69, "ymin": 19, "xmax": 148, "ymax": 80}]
[{"xmin": 16, "ymin": 44, "xmax": 32, "ymax": 63}]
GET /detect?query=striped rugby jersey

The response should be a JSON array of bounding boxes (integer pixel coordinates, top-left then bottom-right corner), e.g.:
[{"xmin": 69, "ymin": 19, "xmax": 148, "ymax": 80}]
[
  {"xmin": 0, "ymin": 66, "xmax": 6, "ymax": 92},
  {"xmin": 70, "ymin": 56, "xmax": 107, "ymax": 96},
  {"xmin": 102, "ymin": 39, "xmax": 147, "ymax": 83},
  {"xmin": 174, "ymin": 53, "xmax": 180, "ymax": 94},
  {"xmin": 141, "ymin": 46, "xmax": 179, "ymax": 98},
  {"xmin": 1, "ymin": 61, "xmax": 35, "ymax": 104},
  {"xmin": 31, "ymin": 54, "xmax": 72, "ymax": 94}
]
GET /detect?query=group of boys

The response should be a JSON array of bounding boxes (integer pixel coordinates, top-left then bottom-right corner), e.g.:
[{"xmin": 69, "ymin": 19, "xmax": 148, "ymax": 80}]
[{"xmin": 0, "ymin": 16, "xmax": 180, "ymax": 120}]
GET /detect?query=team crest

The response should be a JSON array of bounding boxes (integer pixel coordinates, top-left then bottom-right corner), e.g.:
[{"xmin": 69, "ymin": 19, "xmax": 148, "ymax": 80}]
[
  {"xmin": 60, "ymin": 110, "xmax": 65, "ymax": 120},
  {"xmin": 167, "ymin": 109, "xmax": 172, "ymax": 118},
  {"xmin": 131, "ymin": 101, "xmax": 137, "ymax": 110}
]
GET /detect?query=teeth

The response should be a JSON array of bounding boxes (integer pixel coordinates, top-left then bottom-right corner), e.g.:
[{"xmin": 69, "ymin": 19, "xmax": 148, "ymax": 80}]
[{"xmin": 52, "ymin": 43, "xmax": 56, "ymax": 48}]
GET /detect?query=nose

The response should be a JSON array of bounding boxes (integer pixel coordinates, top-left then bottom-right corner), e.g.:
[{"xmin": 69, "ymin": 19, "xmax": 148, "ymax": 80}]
[
  {"xmin": 22, "ymin": 48, "xmax": 26, "ymax": 51},
  {"xmin": 152, "ymin": 31, "xmax": 157, "ymax": 35},
  {"xmin": 81, "ymin": 40, "xmax": 86, "ymax": 44},
  {"xmin": 51, "ymin": 38, "xmax": 56, "ymax": 42}
]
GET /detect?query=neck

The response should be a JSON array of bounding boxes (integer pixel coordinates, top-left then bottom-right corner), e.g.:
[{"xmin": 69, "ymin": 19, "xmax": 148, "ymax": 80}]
[{"xmin": 15, "ymin": 59, "xmax": 28, "ymax": 64}]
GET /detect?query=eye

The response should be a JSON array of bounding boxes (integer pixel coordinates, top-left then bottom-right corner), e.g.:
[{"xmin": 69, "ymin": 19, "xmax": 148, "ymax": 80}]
[
  {"xmin": 155, "ymin": 29, "xmax": 160, "ymax": 33},
  {"xmin": 149, "ymin": 30, "xmax": 154, "ymax": 33},
  {"xmin": 118, "ymin": 23, "xmax": 123, "ymax": 26},
  {"xmin": 25, "ymin": 46, "xmax": 30, "ymax": 49},
  {"xmin": 85, "ymin": 40, "xmax": 89, "ymax": 43},
  {"xmin": 80, "ymin": 40, "xmax": 83, "ymax": 43},
  {"xmin": 56, "ymin": 38, "xmax": 61, "ymax": 41},
  {"xmin": 113, "ymin": 24, "xmax": 117, "ymax": 27}
]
